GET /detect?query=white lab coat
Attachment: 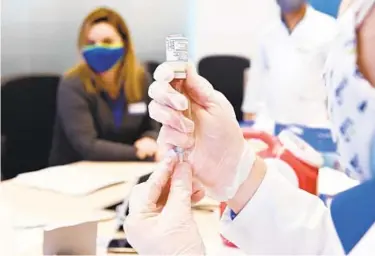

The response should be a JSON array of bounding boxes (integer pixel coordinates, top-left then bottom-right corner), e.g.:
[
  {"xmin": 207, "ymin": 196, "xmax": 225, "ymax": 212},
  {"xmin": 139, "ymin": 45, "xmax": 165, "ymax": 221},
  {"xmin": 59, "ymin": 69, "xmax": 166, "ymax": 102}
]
[
  {"xmin": 349, "ymin": 225, "xmax": 375, "ymax": 256},
  {"xmin": 221, "ymin": 159, "xmax": 374, "ymax": 255},
  {"xmin": 242, "ymin": 6, "xmax": 337, "ymax": 128}
]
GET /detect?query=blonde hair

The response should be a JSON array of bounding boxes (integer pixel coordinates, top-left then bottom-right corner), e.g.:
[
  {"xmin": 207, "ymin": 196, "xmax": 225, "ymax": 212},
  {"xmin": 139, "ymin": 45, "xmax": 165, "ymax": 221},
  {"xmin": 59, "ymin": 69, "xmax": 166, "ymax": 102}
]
[{"xmin": 66, "ymin": 7, "xmax": 145, "ymax": 102}]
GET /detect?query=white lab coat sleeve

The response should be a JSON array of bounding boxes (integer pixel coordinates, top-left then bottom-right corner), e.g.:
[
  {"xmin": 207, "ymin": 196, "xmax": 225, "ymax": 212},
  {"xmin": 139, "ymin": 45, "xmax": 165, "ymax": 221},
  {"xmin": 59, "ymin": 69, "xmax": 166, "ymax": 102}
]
[
  {"xmin": 348, "ymin": 224, "xmax": 375, "ymax": 256},
  {"xmin": 241, "ymin": 43, "xmax": 268, "ymax": 114},
  {"xmin": 221, "ymin": 159, "xmax": 345, "ymax": 255}
]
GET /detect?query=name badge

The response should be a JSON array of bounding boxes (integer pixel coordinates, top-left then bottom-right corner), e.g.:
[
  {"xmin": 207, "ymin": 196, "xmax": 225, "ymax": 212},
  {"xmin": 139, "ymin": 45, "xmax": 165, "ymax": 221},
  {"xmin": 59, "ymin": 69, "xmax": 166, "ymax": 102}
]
[{"xmin": 128, "ymin": 102, "xmax": 147, "ymax": 114}]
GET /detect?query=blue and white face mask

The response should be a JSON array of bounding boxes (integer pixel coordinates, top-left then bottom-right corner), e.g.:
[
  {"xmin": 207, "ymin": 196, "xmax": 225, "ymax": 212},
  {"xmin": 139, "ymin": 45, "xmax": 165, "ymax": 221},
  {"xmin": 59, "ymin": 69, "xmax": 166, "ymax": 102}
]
[
  {"xmin": 324, "ymin": 0, "xmax": 375, "ymax": 181},
  {"xmin": 82, "ymin": 43, "xmax": 125, "ymax": 73}
]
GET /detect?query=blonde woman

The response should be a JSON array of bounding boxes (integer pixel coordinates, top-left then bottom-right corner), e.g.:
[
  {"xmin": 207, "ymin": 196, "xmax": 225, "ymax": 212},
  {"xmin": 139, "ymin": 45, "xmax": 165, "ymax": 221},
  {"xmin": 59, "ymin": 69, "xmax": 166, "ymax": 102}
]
[{"xmin": 49, "ymin": 7, "xmax": 160, "ymax": 165}]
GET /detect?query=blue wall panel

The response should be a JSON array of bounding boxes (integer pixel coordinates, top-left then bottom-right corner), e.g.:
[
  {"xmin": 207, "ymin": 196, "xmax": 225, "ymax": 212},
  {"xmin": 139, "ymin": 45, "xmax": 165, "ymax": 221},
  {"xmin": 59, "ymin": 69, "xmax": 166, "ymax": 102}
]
[{"xmin": 309, "ymin": 0, "xmax": 342, "ymax": 17}]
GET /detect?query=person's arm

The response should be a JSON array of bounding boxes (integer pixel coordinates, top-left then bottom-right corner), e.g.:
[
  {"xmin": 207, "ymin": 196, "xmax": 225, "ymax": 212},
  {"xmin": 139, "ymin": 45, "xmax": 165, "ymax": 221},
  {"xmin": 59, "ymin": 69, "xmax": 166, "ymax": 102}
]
[
  {"xmin": 57, "ymin": 77, "xmax": 138, "ymax": 161},
  {"xmin": 221, "ymin": 158, "xmax": 344, "ymax": 255},
  {"xmin": 138, "ymin": 73, "xmax": 160, "ymax": 140},
  {"xmin": 242, "ymin": 42, "xmax": 268, "ymax": 121}
]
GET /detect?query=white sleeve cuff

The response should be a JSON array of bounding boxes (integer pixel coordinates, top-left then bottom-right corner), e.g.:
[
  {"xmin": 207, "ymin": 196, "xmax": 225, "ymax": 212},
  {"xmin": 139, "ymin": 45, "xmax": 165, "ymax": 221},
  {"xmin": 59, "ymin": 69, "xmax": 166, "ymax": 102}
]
[
  {"xmin": 207, "ymin": 141, "xmax": 256, "ymax": 201},
  {"xmin": 220, "ymin": 159, "xmax": 341, "ymax": 255}
]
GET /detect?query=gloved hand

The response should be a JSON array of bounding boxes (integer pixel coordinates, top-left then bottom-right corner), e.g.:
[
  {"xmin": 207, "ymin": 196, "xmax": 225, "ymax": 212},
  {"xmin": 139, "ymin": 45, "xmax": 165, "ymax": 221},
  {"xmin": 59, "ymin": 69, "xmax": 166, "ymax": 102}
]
[
  {"xmin": 124, "ymin": 155, "xmax": 205, "ymax": 255},
  {"xmin": 148, "ymin": 63, "xmax": 256, "ymax": 201}
]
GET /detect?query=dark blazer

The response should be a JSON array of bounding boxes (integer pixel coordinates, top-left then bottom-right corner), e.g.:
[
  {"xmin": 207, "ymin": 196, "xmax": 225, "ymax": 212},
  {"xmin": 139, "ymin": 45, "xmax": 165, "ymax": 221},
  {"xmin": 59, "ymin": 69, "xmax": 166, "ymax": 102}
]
[{"xmin": 49, "ymin": 74, "xmax": 160, "ymax": 166}]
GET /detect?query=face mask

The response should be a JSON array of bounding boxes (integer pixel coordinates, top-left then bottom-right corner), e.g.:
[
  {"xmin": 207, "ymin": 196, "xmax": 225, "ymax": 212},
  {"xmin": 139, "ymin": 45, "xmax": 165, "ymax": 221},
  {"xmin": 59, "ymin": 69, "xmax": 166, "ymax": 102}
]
[
  {"xmin": 324, "ymin": 0, "xmax": 375, "ymax": 181},
  {"xmin": 277, "ymin": 0, "xmax": 304, "ymax": 12},
  {"xmin": 82, "ymin": 43, "xmax": 125, "ymax": 73}
]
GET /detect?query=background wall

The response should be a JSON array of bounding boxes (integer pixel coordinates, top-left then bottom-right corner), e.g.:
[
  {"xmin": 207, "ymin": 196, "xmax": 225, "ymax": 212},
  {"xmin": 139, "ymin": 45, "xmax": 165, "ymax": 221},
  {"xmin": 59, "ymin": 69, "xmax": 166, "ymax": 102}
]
[
  {"xmin": 1, "ymin": 0, "xmax": 341, "ymax": 76},
  {"xmin": 309, "ymin": 0, "xmax": 342, "ymax": 17},
  {"xmin": 190, "ymin": 0, "xmax": 342, "ymax": 63},
  {"xmin": 190, "ymin": 0, "xmax": 280, "ymax": 63},
  {"xmin": 1, "ymin": 0, "xmax": 189, "ymax": 76}
]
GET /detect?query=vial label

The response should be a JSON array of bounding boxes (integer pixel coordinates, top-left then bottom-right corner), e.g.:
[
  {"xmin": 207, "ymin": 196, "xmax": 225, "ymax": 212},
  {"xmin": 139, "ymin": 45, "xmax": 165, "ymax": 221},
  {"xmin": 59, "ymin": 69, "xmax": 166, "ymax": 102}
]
[{"xmin": 166, "ymin": 35, "xmax": 188, "ymax": 62}]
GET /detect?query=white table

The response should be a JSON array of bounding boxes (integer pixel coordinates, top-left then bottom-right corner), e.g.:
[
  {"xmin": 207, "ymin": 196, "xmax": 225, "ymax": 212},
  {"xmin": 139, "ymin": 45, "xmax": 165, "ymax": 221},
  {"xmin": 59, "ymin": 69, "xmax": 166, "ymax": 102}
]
[
  {"xmin": 1, "ymin": 161, "xmax": 238, "ymax": 255},
  {"xmin": 1, "ymin": 161, "xmax": 357, "ymax": 255}
]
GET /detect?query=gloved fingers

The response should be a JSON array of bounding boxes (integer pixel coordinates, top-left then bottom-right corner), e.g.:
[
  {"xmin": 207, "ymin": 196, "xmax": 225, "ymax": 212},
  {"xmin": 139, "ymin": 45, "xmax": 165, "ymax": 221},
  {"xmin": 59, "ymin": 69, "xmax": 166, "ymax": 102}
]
[
  {"xmin": 149, "ymin": 80, "xmax": 188, "ymax": 111},
  {"xmin": 153, "ymin": 62, "xmax": 214, "ymax": 107},
  {"xmin": 164, "ymin": 162, "xmax": 193, "ymax": 213},
  {"xmin": 191, "ymin": 180, "xmax": 205, "ymax": 204},
  {"xmin": 157, "ymin": 125, "xmax": 195, "ymax": 149},
  {"xmin": 185, "ymin": 63, "xmax": 215, "ymax": 107},
  {"xmin": 147, "ymin": 155, "xmax": 177, "ymax": 203},
  {"xmin": 149, "ymin": 100, "xmax": 194, "ymax": 133},
  {"xmin": 154, "ymin": 144, "xmax": 173, "ymax": 162},
  {"xmin": 129, "ymin": 155, "xmax": 176, "ymax": 214},
  {"xmin": 153, "ymin": 62, "xmax": 175, "ymax": 82},
  {"xmin": 127, "ymin": 183, "xmax": 150, "ymax": 214}
]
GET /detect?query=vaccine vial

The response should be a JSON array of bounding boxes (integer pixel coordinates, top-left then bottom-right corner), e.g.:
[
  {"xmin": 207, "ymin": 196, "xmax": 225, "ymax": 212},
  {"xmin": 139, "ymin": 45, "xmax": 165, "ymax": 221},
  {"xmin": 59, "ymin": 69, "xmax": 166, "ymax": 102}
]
[{"xmin": 166, "ymin": 34, "xmax": 191, "ymax": 160}]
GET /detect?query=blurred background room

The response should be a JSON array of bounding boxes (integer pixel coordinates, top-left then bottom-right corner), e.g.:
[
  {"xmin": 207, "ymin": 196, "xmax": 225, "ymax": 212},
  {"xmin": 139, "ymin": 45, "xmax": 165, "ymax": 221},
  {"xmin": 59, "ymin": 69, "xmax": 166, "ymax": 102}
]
[
  {"xmin": 1, "ymin": 0, "xmax": 341, "ymax": 76},
  {"xmin": 1, "ymin": 0, "xmax": 352, "ymax": 255}
]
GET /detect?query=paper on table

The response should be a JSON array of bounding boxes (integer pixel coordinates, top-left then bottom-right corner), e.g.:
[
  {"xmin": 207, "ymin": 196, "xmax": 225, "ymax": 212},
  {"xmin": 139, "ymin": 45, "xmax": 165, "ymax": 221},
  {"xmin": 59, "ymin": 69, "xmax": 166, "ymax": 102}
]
[
  {"xmin": 12, "ymin": 214, "xmax": 47, "ymax": 229},
  {"xmin": 11, "ymin": 204, "xmax": 115, "ymax": 231},
  {"xmin": 0, "ymin": 203, "xmax": 17, "ymax": 255},
  {"xmin": 43, "ymin": 210, "xmax": 115, "ymax": 231},
  {"xmin": 0, "ymin": 198, "xmax": 46, "ymax": 229},
  {"xmin": 13, "ymin": 163, "xmax": 153, "ymax": 196},
  {"xmin": 12, "ymin": 211, "xmax": 115, "ymax": 230},
  {"xmin": 0, "ymin": 204, "xmax": 42, "ymax": 254},
  {"xmin": 13, "ymin": 229, "xmax": 44, "ymax": 255},
  {"xmin": 318, "ymin": 167, "xmax": 360, "ymax": 196},
  {"xmin": 13, "ymin": 166, "xmax": 123, "ymax": 196}
]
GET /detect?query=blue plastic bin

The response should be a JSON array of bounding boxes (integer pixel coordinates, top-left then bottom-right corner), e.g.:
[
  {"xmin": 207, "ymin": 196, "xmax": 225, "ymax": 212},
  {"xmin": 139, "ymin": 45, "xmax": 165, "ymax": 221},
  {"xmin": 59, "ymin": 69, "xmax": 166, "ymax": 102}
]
[{"xmin": 239, "ymin": 121, "xmax": 337, "ymax": 153}]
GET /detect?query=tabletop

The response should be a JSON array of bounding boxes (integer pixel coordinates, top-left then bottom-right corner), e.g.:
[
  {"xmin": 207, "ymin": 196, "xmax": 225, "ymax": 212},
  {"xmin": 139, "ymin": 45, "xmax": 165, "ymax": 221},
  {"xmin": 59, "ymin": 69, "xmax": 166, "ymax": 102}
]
[
  {"xmin": 13, "ymin": 210, "xmax": 242, "ymax": 255},
  {"xmin": 0, "ymin": 161, "xmax": 238, "ymax": 255},
  {"xmin": 1, "ymin": 158, "xmax": 356, "ymax": 255}
]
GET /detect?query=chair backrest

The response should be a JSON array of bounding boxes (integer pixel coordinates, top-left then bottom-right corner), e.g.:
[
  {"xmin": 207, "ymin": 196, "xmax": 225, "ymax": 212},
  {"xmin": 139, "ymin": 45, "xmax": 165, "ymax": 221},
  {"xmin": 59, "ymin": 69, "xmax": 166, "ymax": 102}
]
[
  {"xmin": 198, "ymin": 55, "xmax": 250, "ymax": 121},
  {"xmin": 144, "ymin": 61, "xmax": 161, "ymax": 80},
  {"xmin": 1, "ymin": 74, "xmax": 61, "ymax": 180}
]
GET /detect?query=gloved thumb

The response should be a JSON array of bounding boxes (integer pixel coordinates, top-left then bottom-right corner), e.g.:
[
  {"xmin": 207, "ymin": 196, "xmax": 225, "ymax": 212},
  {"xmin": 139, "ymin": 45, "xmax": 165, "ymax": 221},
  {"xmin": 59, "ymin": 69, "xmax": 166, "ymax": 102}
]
[
  {"xmin": 153, "ymin": 62, "xmax": 214, "ymax": 107},
  {"xmin": 165, "ymin": 162, "xmax": 193, "ymax": 213},
  {"xmin": 186, "ymin": 63, "xmax": 215, "ymax": 107}
]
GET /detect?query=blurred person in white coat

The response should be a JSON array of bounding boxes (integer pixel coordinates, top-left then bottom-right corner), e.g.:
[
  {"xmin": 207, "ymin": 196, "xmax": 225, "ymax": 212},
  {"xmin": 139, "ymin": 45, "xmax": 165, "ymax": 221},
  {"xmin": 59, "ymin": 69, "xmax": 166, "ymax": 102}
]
[
  {"xmin": 124, "ymin": 0, "xmax": 375, "ymax": 255},
  {"xmin": 242, "ymin": 0, "xmax": 337, "ymax": 127}
]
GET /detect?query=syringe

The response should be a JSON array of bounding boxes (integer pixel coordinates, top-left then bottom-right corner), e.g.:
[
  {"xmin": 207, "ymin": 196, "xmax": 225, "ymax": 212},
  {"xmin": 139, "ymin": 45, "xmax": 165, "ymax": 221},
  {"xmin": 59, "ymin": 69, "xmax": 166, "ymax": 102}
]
[{"xmin": 165, "ymin": 34, "xmax": 191, "ymax": 162}]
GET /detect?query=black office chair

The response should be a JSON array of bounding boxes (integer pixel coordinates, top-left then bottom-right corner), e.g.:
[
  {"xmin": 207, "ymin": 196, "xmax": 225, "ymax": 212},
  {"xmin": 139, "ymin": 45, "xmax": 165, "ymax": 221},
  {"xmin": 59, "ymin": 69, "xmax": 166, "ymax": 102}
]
[
  {"xmin": 1, "ymin": 74, "xmax": 61, "ymax": 180},
  {"xmin": 198, "ymin": 55, "xmax": 250, "ymax": 122},
  {"xmin": 145, "ymin": 61, "xmax": 161, "ymax": 80}
]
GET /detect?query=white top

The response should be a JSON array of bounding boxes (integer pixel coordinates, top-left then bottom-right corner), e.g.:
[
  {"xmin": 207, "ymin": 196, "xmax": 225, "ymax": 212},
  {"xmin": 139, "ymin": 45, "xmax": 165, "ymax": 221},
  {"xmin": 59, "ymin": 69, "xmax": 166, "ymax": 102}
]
[
  {"xmin": 221, "ymin": 159, "xmax": 344, "ymax": 255},
  {"xmin": 220, "ymin": 159, "xmax": 373, "ymax": 255},
  {"xmin": 242, "ymin": 6, "xmax": 337, "ymax": 127},
  {"xmin": 349, "ymin": 225, "xmax": 375, "ymax": 256}
]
